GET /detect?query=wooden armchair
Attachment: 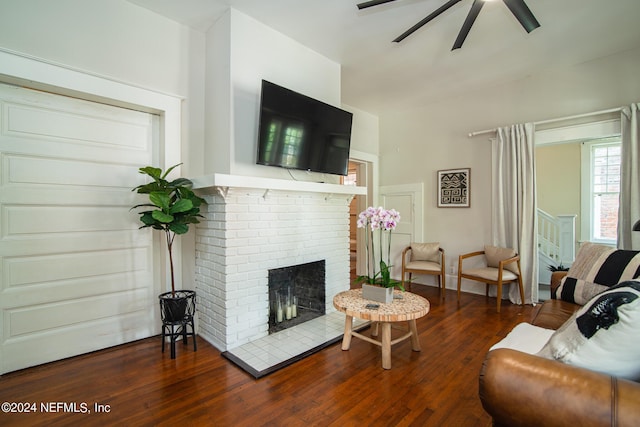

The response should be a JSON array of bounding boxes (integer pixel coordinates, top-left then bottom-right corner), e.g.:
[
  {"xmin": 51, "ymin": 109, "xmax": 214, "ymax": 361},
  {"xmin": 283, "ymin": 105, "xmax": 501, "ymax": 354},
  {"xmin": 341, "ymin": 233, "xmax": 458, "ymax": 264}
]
[
  {"xmin": 457, "ymin": 246, "xmax": 524, "ymax": 312},
  {"xmin": 401, "ymin": 243, "xmax": 445, "ymax": 295}
]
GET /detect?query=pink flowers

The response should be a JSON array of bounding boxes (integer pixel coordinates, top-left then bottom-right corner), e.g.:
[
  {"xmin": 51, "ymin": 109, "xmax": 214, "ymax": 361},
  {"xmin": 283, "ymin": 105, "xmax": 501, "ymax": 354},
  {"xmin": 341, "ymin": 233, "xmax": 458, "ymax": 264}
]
[
  {"xmin": 355, "ymin": 206, "xmax": 403, "ymax": 290},
  {"xmin": 357, "ymin": 206, "xmax": 401, "ymax": 231}
]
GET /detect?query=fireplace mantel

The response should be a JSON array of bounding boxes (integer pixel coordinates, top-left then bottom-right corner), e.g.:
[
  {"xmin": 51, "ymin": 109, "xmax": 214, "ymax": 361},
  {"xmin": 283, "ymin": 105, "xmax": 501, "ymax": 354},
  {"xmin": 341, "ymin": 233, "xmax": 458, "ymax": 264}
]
[{"xmin": 192, "ymin": 173, "xmax": 367, "ymax": 198}]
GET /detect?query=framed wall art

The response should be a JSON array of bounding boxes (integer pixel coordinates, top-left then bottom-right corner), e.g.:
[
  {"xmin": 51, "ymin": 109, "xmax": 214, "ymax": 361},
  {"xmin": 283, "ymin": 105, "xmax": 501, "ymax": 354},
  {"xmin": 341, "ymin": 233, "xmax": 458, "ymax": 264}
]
[{"xmin": 437, "ymin": 168, "xmax": 470, "ymax": 208}]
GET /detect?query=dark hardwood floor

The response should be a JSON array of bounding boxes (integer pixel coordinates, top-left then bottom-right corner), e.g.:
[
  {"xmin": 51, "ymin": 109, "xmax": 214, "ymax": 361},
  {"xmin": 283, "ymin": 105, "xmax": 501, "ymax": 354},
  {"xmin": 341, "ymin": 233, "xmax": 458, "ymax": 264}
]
[{"xmin": 0, "ymin": 286, "xmax": 538, "ymax": 426}]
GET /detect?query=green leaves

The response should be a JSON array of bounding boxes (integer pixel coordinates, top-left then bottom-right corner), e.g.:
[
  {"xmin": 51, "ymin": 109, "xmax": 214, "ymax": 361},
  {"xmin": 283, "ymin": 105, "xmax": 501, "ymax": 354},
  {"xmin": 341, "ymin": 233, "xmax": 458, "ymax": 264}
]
[
  {"xmin": 169, "ymin": 223, "xmax": 189, "ymax": 235},
  {"xmin": 352, "ymin": 260, "xmax": 404, "ymax": 292},
  {"xmin": 161, "ymin": 164, "xmax": 180, "ymax": 179},
  {"xmin": 131, "ymin": 163, "xmax": 207, "ymax": 235},
  {"xmin": 170, "ymin": 198, "xmax": 193, "ymax": 214},
  {"xmin": 353, "ymin": 242, "xmax": 405, "ymax": 292},
  {"xmin": 149, "ymin": 192, "xmax": 170, "ymax": 210},
  {"xmin": 380, "ymin": 260, "xmax": 391, "ymax": 284},
  {"xmin": 133, "ymin": 164, "xmax": 191, "ymax": 195},
  {"xmin": 152, "ymin": 210, "xmax": 174, "ymax": 223},
  {"xmin": 139, "ymin": 166, "xmax": 162, "ymax": 179},
  {"xmin": 139, "ymin": 211, "xmax": 157, "ymax": 226},
  {"xmin": 170, "ymin": 177, "xmax": 192, "ymax": 188}
]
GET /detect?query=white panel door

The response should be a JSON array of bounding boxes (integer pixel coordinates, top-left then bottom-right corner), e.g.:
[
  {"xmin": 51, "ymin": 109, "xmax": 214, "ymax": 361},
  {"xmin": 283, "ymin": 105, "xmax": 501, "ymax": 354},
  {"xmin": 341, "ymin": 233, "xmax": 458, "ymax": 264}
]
[
  {"xmin": 0, "ymin": 83, "xmax": 158, "ymax": 374},
  {"xmin": 380, "ymin": 183, "xmax": 424, "ymax": 281}
]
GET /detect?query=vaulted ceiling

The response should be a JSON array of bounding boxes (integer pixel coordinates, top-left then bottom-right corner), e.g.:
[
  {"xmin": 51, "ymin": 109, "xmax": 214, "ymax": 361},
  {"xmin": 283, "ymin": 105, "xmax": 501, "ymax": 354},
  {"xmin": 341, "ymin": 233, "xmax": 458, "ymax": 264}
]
[{"xmin": 129, "ymin": 0, "xmax": 640, "ymax": 115}]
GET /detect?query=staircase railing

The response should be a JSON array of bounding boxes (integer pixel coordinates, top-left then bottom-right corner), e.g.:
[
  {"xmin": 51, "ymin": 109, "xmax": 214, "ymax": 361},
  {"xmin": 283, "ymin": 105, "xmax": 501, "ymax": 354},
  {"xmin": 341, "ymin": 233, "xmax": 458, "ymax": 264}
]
[
  {"xmin": 538, "ymin": 209, "xmax": 560, "ymax": 262},
  {"xmin": 538, "ymin": 210, "xmax": 576, "ymax": 285},
  {"xmin": 537, "ymin": 209, "xmax": 577, "ymax": 266}
]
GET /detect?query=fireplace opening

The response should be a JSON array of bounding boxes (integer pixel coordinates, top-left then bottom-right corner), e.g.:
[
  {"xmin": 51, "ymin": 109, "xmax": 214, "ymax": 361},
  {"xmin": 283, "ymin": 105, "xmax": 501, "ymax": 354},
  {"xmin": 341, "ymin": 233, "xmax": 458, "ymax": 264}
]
[{"xmin": 268, "ymin": 260, "xmax": 326, "ymax": 334}]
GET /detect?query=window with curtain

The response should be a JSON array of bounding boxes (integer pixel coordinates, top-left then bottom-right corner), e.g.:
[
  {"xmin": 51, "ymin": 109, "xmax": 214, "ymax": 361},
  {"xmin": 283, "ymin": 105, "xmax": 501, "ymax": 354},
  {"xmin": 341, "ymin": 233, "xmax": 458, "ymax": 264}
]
[{"xmin": 582, "ymin": 138, "xmax": 621, "ymax": 244}]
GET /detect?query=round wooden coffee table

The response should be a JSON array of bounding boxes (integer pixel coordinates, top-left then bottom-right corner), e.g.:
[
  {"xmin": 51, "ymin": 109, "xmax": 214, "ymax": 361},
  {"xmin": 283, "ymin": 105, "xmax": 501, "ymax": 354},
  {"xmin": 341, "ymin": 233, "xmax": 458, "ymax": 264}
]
[{"xmin": 333, "ymin": 288, "xmax": 430, "ymax": 369}]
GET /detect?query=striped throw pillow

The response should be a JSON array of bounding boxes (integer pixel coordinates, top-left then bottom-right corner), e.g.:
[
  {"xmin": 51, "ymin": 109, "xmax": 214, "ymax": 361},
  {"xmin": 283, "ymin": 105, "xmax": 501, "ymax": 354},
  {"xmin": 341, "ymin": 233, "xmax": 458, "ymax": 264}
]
[{"xmin": 553, "ymin": 243, "xmax": 640, "ymax": 305}]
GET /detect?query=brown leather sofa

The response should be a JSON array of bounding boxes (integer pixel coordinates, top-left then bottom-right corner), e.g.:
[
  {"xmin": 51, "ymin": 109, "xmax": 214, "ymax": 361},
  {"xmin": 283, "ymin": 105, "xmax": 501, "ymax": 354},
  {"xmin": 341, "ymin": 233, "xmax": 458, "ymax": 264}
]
[{"xmin": 479, "ymin": 271, "xmax": 640, "ymax": 427}]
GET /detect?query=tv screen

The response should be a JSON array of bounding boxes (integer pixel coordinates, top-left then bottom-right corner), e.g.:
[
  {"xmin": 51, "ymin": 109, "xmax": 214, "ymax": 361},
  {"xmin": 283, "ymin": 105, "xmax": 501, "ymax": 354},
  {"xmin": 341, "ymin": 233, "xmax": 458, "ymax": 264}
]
[{"xmin": 256, "ymin": 80, "xmax": 353, "ymax": 176}]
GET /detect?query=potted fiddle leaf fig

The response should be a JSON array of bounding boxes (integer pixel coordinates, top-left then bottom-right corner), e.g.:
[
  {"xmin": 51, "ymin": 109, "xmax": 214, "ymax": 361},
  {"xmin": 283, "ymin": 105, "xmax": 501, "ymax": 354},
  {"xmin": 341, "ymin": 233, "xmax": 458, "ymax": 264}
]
[{"xmin": 131, "ymin": 163, "xmax": 206, "ymax": 322}]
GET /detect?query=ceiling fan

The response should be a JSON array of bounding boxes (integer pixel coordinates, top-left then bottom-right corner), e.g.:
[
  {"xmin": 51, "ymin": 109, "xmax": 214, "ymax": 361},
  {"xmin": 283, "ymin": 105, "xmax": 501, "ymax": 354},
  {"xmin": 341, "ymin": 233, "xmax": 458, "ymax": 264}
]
[{"xmin": 357, "ymin": 0, "xmax": 540, "ymax": 50}]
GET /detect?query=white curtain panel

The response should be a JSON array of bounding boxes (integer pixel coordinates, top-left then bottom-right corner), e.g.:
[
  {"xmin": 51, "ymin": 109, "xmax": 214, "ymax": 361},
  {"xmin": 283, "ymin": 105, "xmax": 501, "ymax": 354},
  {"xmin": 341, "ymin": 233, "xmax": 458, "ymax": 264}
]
[
  {"xmin": 492, "ymin": 123, "xmax": 538, "ymax": 305},
  {"xmin": 618, "ymin": 103, "xmax": 640, "ymax": 250}
]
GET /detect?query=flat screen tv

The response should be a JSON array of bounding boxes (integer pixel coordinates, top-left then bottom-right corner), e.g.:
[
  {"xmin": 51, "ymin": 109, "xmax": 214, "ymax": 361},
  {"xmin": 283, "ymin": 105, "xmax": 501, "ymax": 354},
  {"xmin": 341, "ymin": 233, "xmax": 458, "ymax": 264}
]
[{"xmin": 256, "ymin": 80, "xmax": 353, "ymax": 176}]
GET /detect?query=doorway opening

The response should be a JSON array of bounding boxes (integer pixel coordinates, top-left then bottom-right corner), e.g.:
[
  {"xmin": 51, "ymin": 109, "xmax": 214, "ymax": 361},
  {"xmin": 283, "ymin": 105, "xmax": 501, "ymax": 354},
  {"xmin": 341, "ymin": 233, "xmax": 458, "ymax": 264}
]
[
  {"xmin": 534, "ymin": 118, "xmax": 621, "ymax": 300},
  {"xmin": 344, "ymin": 160, "xmax": 367, "ymax": 287}
]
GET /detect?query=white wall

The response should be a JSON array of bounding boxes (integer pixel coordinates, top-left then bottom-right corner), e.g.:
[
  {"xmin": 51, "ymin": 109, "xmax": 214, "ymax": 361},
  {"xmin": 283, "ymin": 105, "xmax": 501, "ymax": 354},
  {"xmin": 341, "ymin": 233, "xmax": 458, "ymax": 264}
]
[
  {"xmin": 344, "ymin": 104, "xmax": 379, "ymax": 156},
  {"xmin": 0, "ymin": 0, "xmax": 206, "ymax": 175},
  {"xmin": 378, "ymin": 46, "xmax": 640, "ymax": 288},
  {"xmin": 0, "ymin": 0, "xmax": 206, "ymax": 296},
  {"xmin": 0, "ymin": 1, "xmax": 380, "ymax": 315},
  {"xmin": 205, "ymin": 9, "xmax": 345, "ymax": 184}
]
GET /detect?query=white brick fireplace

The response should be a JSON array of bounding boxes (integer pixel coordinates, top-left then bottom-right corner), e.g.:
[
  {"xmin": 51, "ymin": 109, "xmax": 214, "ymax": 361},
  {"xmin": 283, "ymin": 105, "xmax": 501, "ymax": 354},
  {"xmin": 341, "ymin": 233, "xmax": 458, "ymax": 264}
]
[{"xmin": 192, "ymin": 174, "xmax": 366, "ymax": 351}]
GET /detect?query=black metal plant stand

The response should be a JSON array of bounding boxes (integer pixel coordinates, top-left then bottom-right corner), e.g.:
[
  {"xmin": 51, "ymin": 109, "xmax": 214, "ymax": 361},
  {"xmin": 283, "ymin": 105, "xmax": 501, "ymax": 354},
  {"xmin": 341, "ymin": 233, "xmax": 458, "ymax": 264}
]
[{"xmin": 159, "ymin": 290, "xmax": 197, "ymax": 359}]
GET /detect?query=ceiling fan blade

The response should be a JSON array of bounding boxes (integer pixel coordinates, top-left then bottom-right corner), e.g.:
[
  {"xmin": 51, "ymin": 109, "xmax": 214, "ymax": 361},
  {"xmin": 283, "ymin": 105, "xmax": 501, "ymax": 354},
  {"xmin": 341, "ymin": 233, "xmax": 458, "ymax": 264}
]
[
  {"xmin": 502, "ymin": 0, "xmax": 540, "ymax": 33},
  {"xmin": 357, "ymin": 0, "xmax": 397, "ymax": 10},
  {"xmin": 451, "ymin": 0, "xmax": 484, "ymax": 50},
  {"xmin": 393, "ymin": 0, "xmax": 463, "ymax": 43}
]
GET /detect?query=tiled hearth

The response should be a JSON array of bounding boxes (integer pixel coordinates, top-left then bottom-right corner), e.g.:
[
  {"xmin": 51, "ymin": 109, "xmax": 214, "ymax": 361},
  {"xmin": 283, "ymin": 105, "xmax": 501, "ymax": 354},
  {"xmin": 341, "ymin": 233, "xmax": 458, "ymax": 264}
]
[
  {"xmin": 222, "ymin": 311, "xmax": 367, "ymax": 378},
  {"xmin": 192, "ymin": 174, "xmax": 366, "ymax": 360}
]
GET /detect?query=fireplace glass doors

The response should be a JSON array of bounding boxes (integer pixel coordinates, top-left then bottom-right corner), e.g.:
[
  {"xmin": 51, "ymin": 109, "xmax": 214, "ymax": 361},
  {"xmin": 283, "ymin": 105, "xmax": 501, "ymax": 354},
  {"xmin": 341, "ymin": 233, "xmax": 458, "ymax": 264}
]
[{"xmin": 268, "ymin": 260, "xmax": 326, "ymax": 334}]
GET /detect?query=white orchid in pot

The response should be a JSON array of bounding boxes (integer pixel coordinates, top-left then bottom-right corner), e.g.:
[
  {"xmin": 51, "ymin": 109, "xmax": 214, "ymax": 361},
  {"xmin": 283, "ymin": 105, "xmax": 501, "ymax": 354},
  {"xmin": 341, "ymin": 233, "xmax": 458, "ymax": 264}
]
[{"xmin": 354, "ymin": 207, "xmax": 403, "ymax": 302}]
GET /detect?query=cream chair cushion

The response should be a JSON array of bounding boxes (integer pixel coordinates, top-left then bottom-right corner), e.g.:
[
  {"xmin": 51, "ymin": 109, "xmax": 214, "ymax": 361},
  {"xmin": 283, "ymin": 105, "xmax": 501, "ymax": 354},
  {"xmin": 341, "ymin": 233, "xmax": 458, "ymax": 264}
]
[
  {"xmin": 463, "ymin": 267, "xmax": 519, "ymax": 282},
  {"xmin": 410, "ymin": 242, "xmax": 440, "ymax": 263},
  {"xmin": 484, "ymin": 245, "xmax": 519, "ymax": 274},
  {"xmin": 405, "ymin": 260, "xmax": 441, "ymax": 272}
]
